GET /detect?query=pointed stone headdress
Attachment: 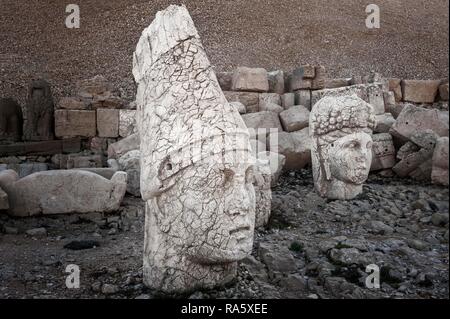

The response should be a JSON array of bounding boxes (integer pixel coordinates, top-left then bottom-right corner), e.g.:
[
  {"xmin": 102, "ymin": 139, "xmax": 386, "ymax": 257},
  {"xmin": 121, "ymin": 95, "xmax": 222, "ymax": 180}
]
[{"xmin": 133, "ymin": 5, "xmax": 252, "ymax": 200}]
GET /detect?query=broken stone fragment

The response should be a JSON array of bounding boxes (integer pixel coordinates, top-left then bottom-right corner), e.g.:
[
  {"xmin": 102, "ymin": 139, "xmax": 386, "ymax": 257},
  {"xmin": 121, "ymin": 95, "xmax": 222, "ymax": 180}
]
[
  {"xmin": 393, "ymin": 148, "xmax": 433, "ymax": 179},
  {"xmin": 270, "ymin": 128, "xmax": 311, "ymax": 170},
  {"xmin": 107, "ymin": 133, "xmax": 140, "ymax": 159},
  {"xmin": 55, "ymin": 110, "xmax": 97, "ymax": 138},
  {"xmin": 279, "ymin": 105, "xmax": 310, "ymax": 132},
  {"xmin": 281, "ymin": 93, "xmax": 295, "ymax": 109},
  {"xmin": 371, "ymin": 133, "xmax": 396, "ymax": 171},
  {"xmin": 0, "ymin": 169, "xmax": 127, "ymax": 217},
  {"xmin": 241, "ymin": 111, "xmax": 283, "ymax": 134},
  {"xmin": 431, "ymin": 136, "xmax": 449, "ymax": 186},
  {"xmin": 58, "ymin": 96, "xmax": 87, "ymax": 110},
  {"xmin": 259, "ymin": 102, "xmax": 283, "ymax": 114},
  {"xmin": 324, "ymin": 78, "xmax": 351, "ymax": 89},
  {"xmin": 389, "ymin": 104, "xmax": 449, "ymax": 143},
  {"xmin": 232, "ymin": 67, "xmax": 269, "ymax": 92},
  {"xmin": 97, "ymin": 108, "xmax": 119, "ymax": 138},
  {"xmin": 117, "ymin": 149, "xmax": 141, "ymax": 197},
  {"xmin": 374, "ymin": 113, "xmax": 396, "ymax": 133},
  {"xmin": 229, "ymin": 101, "xmax": 246, "ymax": 114}
]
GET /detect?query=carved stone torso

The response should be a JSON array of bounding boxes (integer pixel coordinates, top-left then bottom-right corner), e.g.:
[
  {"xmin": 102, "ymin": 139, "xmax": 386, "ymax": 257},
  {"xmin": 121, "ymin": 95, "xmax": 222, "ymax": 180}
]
[{"xmin": 23, "ymin": 79, "xmax": 54, "ymax": 141}]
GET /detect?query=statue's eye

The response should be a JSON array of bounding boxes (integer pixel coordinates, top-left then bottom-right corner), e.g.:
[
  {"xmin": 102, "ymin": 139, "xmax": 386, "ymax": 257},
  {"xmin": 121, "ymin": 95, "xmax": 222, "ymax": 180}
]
[{"xmin": 222, "ymin": 168, "xmax": 235, "ymax": 186}]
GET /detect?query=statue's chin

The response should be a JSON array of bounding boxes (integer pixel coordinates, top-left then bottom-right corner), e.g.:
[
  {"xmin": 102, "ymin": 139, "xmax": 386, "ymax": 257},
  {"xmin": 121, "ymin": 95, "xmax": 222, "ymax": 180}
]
[{"xmin": 187, "ymin": 240, "xmax": 253, "ymax": 265}]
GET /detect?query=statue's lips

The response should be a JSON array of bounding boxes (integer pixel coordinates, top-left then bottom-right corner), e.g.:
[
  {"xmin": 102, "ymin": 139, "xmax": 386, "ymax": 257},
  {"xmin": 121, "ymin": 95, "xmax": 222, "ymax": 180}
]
[{"xmin": 229, "ymin": 225, "xmax": 251, "ymax": 240}]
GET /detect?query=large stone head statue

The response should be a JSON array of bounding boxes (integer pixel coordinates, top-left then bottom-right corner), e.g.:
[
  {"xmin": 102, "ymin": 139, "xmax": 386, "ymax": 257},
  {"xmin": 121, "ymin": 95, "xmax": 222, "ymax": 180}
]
[
  {"xmin": 309, "ymin": 95, "xmax": 376, "ymax": 200},
  {"xmin": 133, "ymin": 5, "xmax": 255, "ymax": 293}
]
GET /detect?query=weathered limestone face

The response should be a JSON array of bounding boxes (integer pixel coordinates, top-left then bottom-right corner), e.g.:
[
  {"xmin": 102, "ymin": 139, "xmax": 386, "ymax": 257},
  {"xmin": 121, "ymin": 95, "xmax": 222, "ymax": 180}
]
[
  {"xmin": 23, "ymin": 79, "xmax": 54, "ymax": 141},
  {"xmin": 133, "ymin": 5, "xmax": 256, "ymax": 293},
  {"xmin": 0, "ymin": 98, "xmax": 23, "ymax": 143},
  {"xmin": 310, "ymin": 95, "xmax": 376, "ymax": 200}
]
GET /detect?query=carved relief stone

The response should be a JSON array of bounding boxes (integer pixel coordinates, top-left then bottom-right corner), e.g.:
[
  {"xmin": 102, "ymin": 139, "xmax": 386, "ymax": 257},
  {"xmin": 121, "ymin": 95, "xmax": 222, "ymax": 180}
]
[
  {"xmin": 133, "ymin": 5, "xmax": 256, "ymax": 293},
  {"xmin": 309, "ymin": 95, "xmax": 376, "ymax": 200}
]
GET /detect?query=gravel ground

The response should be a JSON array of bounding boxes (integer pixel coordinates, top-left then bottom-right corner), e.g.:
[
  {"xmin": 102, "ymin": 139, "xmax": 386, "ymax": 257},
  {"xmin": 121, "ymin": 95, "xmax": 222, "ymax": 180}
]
[
  {"xmin": 0, "ymin": 171, "xmax": 448, "ymax": 299},
  {"xmin": 1, "ymin": 0, "xmax": 448, "ymax": 105}
]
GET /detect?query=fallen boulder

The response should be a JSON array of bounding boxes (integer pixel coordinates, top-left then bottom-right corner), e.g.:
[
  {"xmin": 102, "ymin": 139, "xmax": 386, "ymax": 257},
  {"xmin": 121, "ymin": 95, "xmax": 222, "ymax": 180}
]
[
  {"xmin": 232, "ymin": 67, "xmax": 269, "ymax": 92},
  {"xmin": 279, "ymin": 105, "xmax": 310, "ymax": 132},
  {"xmin": 389, "ymin": 104, "xmax": 449, "ymax": 143}
]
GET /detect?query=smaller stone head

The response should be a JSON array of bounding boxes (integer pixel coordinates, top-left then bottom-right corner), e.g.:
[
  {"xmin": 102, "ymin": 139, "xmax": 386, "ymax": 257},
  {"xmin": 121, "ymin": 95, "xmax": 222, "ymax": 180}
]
[{"xmin": 309, "ymin": 95, "xmax": 376, "ymax": 199}]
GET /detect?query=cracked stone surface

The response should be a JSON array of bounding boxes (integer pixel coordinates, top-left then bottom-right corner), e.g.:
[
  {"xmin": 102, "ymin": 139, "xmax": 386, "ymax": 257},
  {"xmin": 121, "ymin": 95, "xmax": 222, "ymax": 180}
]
[
  {"xmin": 310, "ymin": 95, "xmax": 376, "ymax": 200},
  {"xmin": 133, "ymin": 5, "xmax": 256, "ymax": 293}
]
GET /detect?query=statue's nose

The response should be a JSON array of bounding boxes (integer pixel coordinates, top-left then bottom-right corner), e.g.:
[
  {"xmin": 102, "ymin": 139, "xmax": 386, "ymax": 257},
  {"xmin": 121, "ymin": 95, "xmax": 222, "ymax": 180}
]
[{"xmin": 227, "ymin": 184, "xmax": 251, "ymax": 216}]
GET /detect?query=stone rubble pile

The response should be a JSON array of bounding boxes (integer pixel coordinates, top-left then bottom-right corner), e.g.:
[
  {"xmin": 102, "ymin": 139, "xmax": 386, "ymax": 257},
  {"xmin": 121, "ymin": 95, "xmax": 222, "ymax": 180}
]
[{"xmin": 216, "ymin": 68, "xmax": 449, "ymax": 185}]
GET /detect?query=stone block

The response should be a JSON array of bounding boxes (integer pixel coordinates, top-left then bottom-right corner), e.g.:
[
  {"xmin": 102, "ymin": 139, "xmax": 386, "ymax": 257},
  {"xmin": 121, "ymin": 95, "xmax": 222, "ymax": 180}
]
[
  {"xmin": 231, "ymin": 67, "xmax": 269, "ymax": 92},
  {"xmin": 269, "ymin": 128, "xmax": 311, "ymax": 170},
  {"xmin": 242, "ymin": 111, "xmax": 283, "ymax": 137},
  {"xmin": 279, "ymin": 105, "xmax": 310, "ymax": 132},
  {"xmin": 371, "ymin": 133, "xmax": 396, "ymax": 171},
  {"xmin": 67, "ymin": 154, "xmax": 103, "ymax": 169},
  {"xmin": 389, "ymin": 104, "xmax": 449, "ymax": 142},
  {"xmin": 55, "ymin": 110, "xmax": 96, "ymax": 138},
  {"xmin": 401, "ymin": 80, "xmax": 440, "ymax": 103},
  {"xmin": 97, "ymin": 109, "xmax": 119, "ymax": 138}
]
